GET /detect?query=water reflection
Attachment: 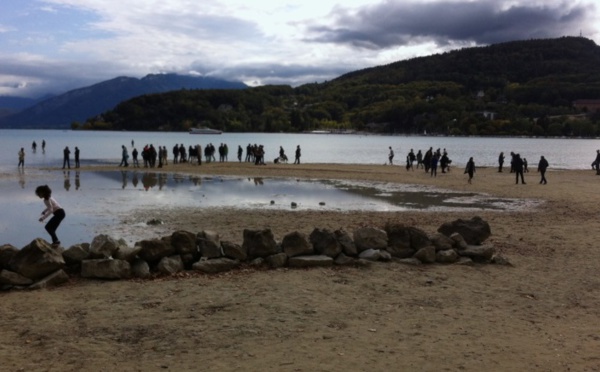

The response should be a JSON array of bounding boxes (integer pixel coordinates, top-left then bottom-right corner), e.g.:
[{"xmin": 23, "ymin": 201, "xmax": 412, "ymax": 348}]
[{"xmin": 1, "ymin": 170, "xmax": 540, "ymax": 248}]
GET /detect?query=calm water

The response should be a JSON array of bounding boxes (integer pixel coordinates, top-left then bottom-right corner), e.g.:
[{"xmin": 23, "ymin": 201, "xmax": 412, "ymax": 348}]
[
  {"xmin": 2, "ymin": 170, "xmax": 535, "ymax": 248},
  {"xmin": 0, "ymin": 130, "xmax": 591, "ymax": 248},
  {"xmin": 1, "ymin": 129, "xmax": 599, "ymax": 170}
]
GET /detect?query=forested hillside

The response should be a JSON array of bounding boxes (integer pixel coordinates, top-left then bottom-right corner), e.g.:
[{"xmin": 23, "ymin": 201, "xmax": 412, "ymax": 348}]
[{"xmin": 85, "ymin": 37, "xmax": 600, "ymax": 137}]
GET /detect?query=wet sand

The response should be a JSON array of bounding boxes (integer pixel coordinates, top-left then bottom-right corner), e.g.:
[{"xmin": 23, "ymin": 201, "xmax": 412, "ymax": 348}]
[{"xmin": 1, "ymin": 162, "xmax": 600, "ymax": 371}]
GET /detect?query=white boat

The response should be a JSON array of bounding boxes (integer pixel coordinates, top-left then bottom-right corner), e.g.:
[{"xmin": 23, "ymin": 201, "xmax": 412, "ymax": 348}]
[{"xmin": 189, "ymin": 127, "xmax": 222, "ymax": 135}]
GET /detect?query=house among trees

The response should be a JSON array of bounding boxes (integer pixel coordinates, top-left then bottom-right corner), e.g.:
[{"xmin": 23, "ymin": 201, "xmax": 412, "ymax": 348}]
[{"xmin": 573, "ymin": 99, "xmax": 600, "ymax": 113}]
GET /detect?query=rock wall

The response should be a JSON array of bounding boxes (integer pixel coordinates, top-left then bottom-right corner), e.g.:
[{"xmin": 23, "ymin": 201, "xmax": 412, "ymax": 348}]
[{"xmin": 0, "ymin": 216, "xmax": 509, "ymax": 291}]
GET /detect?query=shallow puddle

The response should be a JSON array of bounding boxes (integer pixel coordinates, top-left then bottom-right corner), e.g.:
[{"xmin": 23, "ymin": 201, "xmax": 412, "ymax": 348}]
[{"xmin": 3, "ymin": 170, "xmax": 540, "ymax": 248}]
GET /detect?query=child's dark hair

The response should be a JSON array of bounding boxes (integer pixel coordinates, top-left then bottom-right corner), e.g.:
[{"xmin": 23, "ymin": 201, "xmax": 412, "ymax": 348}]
[{"xmin": 35, "ymin": 185, "xmax": 52, "ymax": 199}]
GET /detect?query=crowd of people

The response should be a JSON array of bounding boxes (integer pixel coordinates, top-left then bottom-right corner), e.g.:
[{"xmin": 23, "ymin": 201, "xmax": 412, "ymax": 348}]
[{"xmin": 384, "ymin": 146, "xmax": 564, "ymax": 185}]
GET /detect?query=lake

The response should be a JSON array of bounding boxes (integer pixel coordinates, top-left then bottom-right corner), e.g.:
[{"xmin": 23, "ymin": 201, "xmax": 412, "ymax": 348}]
[
  {"xmin": 0, "ymin": 129, "xmax": 593, "ymax": 248},
  {"xmin": 1, "ymin": 129, "xmax": 599, "ymax": 170}
]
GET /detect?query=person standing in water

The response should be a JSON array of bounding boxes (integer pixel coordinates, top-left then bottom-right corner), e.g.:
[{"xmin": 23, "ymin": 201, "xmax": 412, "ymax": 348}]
[
  {"xmin": 18, "ymin": 147, "xmax": 25, "ymax": 168},
  {"xmin": 35, "ymin": 185, "xmax": 65, "ymax": 247}
]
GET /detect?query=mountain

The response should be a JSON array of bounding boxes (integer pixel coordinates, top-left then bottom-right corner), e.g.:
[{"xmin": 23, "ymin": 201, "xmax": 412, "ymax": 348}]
[
  {"xmin": 88, "ymin": 37, "xmax": 600, "ymax": 137},
  {"xmin": 0, "ymin": 74, "xmax": 247, "ymax": 129},
  {"xmin": 0, "ymin": 95, "xmax": 50, "ymax": 118}
]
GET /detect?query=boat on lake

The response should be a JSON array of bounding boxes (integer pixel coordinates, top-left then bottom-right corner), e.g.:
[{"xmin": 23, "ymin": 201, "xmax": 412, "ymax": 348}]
[{"xmin": 189, "ymin": 127, "xmax": 222, "ymax": 135}]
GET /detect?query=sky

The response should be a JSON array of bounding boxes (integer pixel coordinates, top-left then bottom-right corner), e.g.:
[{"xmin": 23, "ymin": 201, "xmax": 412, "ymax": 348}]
[{"xmin": 1, "ymin": 0, "xmax": 599, "ymax": 98}]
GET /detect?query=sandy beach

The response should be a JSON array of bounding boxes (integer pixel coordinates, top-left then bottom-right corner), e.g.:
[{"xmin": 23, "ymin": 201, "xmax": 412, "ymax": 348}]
[{"xmin": 1, "ymin": 162, "xmax": 600, "ymax": 371}]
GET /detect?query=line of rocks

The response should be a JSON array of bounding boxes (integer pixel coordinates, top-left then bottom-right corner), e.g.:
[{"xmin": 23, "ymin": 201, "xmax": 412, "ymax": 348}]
[{"xmin": 0, "ymin": 216, "xmax": 508, "ymax": 291}]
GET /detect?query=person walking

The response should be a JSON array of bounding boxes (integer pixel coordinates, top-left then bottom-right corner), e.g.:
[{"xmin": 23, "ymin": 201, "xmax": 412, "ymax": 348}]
[
  {"xmin": 35, "ymin": 185, "xmax": 65, "ymax": 247},
  {"xmin": 74, "ymin": 146, "xmax": 80, "ymax": 168},
  {"xmin": 294, "ymin": 145, "xmax": 301, "ymax": 164},
  {"xmin": 62, "ymin": 146, "xmax": 71, "ymax": 169},
  {"xmin": 388, "ymin": 146, "xmax": 394, "ymax": 165},
  {"xmin": 18, "ymin": 147, "xmax": 25, "ymax": 168},
  {"xmin": 119, "ymin": 145, "xmax": 129, "ymax": 167},
  {"xmin": 538, "ymin": 156, "xmax": 549, "ymax": 184},
  {"xmin": 464, "ymin": 157, "xmax": 476, "ymax": 184}
]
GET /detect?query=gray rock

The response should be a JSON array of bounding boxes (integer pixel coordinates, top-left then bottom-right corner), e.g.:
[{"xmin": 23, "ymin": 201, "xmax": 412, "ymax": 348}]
[
  {"xmin": 62, "ymin": 243, "xmax": 91, "ymax": 265},
  {"xmin": 358, "ymin": 249, "xmax": 382, "ymax": 261},
  {"xmin": 394, "ymin": 258, "xmax": 422, "ymax": 265},
  {"xmin": 436, "ymin": 249, "xmax": 459, "ymax": 263},
  {"xmin": 0, "ymin": 269, "xmax": 34, "ymax": 286},
  {"xmin": 29, "ymin": 270, "xmax": 69, "ymax": 290},
  {"xmin": 157, "ymin": 255, "xmax": 184, "ymax": 275},
  {"xmin": 335, "ymin": 229, "xmax": 357, "ymax": 256},
  {"xmin": 353, "ymin": 227, "xmax": 388, "ymax": 253},
  {"xmin": 131, "ymin": 258, "xmax": 151, "ymax": 278},
  {"xmin": 385, "ymin": 223, "xmax": 412, "ymax": 250},
  {"xmin": 197, "ymin": 230, "xmax": 222, "ymax": 258},
  {"xmin": 9, "ymin": 238, "xmax": 65, "ymax": 280},
  {"xmin": 221, "ymin": 241, "xmax": 247, "ymax": 261},
  {"xmin": 379, "ymin": 250, "xmax": 392, "ymax": 262},
  {"xmin": 459, "ymin": 245, "xmax": 495, "ymax": 262},
  {"xmin": 282, "ymin": 231, "xmax": 313, "ymax": 257},
  {"xmin": 309, "ymin": 228, "xmax": 341, "ymax": 258},
  {"xmin": 0, "ymin": 244, "xmax": 19, "ymax": 270},
  {"xmin": 430, "ymin": 232, "xmax": 455, "ymax": 252},
  {"xmin": 455, "ymin": 257, "xmax": 474, "ymax": 266},
  {"xmin": 89, "ymin": 234, "xmax": 120, "ymax": 259},
  {"xmin": 409, "ymin": 226, "xmax": 431, "ymax": 250},
  {"xmin": 81, "ymin": 259, "xmax": 131, "ymax": 279},
  {"xmin": 491, "ymin": 254, "xmax": 513, "ymax": 266},
  {"xmin": 138, "ymin": 238, "xmax": 175, "ymax": 263},
  {"xmin": 114, "ymin": 243, "xmax": 142, "ymax": 263},
  {"xmin": 249, "ymin": 257, "xmax": 265, "ymax": 267},
  {"xmin": 243, "ymin": 229, "xmax": 279, "ymax": 259},
  {"xmin": 171, "ymin": 230, "xmax": 198, "ymax": 256},
  {"xmin": 438, "ymin": 216, "xmax": 491, "ymax": 245},
  {"xmin": 192, "ymin": 258, "xmax": 240, "ymax": 274},
  {"xmin": 334, "ymin": 253, "xmax": 355, "ymax": 266},
  {"xmin": 288, "ymin": 255, "xmax": 333, "ymax": 268},
  {"xmin": 450, "ymin": 233, "xmax": 468, "ymax": 250},
  {"xmin": 385, "ymin": 247, "xmax": 415, "ymax": 259},
  {"xmin": 265, "ymin": 253, "xmax": 288, "ymax": 268},
  {"xmin": 413, "ymin": 245, "xmax": 436, "ymax": 263}
]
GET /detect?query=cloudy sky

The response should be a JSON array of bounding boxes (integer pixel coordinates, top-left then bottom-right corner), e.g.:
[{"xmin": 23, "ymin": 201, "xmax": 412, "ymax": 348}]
[{"xmin": 1, "ymin": 0, "xmax": 599, "ymax": 98}]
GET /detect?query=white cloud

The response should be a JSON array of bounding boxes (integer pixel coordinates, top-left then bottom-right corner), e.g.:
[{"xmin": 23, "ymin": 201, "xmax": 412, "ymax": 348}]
[{"xmin": 0, "ymin": 0, "xmax": 598, "ymax": 97}]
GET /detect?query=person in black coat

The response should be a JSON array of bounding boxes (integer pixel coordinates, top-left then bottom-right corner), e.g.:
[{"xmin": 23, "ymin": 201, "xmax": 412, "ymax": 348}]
[
  {"xmin": 514, "ymin": 153, "xmax": 525, "ymax": 184},
  {"xmin": 464, "ymin": 157, "xmax": 475, "ymax": 184},
  {"xmin": 537, "ymin": 156, "xmax": 549, "ymax": 184},
  {"xmin": 498, "ymin": 152, "xmax": 505, "ymax": 172}
]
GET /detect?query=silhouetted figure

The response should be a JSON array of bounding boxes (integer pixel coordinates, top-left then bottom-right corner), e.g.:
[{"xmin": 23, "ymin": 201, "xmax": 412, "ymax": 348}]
[
  {"xmin": 538, "ymin": 156, "xmax": 549, "ymax": 184},
  {"xmin": 498, "ymin": 152, "xmax": 505, "ymax": 172},
  {"xmin": 465, "ymin": 157, "xmax": 476, "ymax": 184},
  {"xmin": 74, "ymin": 147, "xmax": 80, "ymax": 168},
  {"xmin": 294, "ymin": 145, "xmax": 301, "ymax": 164},
  {"xmin": 514, "ymin": 154, "xmax": 525, "ymax": 184},
  {"xmin": 62, "ymin": 146, "xmax": 71, "ymax": 169}
]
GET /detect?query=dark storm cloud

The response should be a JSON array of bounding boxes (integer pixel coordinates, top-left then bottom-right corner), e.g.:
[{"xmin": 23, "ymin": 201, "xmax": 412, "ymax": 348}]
[{"xmin": 306, "ymin": 1, "xmax": 595, "ymax": 49}]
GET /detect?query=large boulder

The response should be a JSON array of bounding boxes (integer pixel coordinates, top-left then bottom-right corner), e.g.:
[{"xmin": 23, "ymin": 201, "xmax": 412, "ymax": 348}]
[
  {"xmin": 409, "ymin": 227, "xmax": 431, "ymax": 250},
  {"xmin": 9, "ymin": 239, "xmax": 65, "ymax": 280},
  {"xmin": 138, "ymin": 238, "xmax": 175, "ymax": 263},
  {"xmin": 157, "ymin": 256, "xmax": 184, "ymax": 275},
  {"xmin": 309, "ymin": 228, "xmax": 341, "ymax": 258},
  {"xmin": 131, "ymin": 258, "xmax": 151, "ymax": 279},
  {"xmin": 221, "ymin": 241, "xmax": 247, "ymax": 261},
  {"xmin": 197, "ymin": 231, "xmax": 222, "ymax": 259},
  {"xmin": 114, "ymin": 243, "xmax": 142, "ymax": 263},
  {"xmin": 430, "ymin": 233, "xmax": 454, "ymax": 252},
  {"xmin": 0, "ymin": 244, "xmax": 19, "ymax": 270},
  {"xmin": 438, "ymin": 216, "xmax": 491, "ymax": 245},
  {"xmin": 62, "ymin": 243, "xmax": 91, "ymax": 266},
  {"xmin": 353, "ymin": 227, "xmax": 388, "ymax": 253},
  {"xmin": 458, "ymin": 245, "xmax": 496, "ymax": 262},
  {"xmin": 265, "ymin": 253, "xmax": 288, "ymax": 268},
  {"xmin": 29, "ymin": 270, "xmax": 69, "ymax": 290},
  {"xmin": 413, "ymin": 246, "xmax": 436, "ymax": 264},
  {"xmin": 282, "ymin": 231, "xmax": 313, "ymax": 258},
  {"xmin": 89, "ymin": 234, "xmax": 120, "ymax": 259},
  {"xmin": 385, "ymin": 223, "xmax": 412, "ymax": 250},
  {"xmin": 243, "ymin": 229, "xmax": 279, "ymax": 259},
  {"xmin": 81, "ymin": 259, "xmax": 131, "ymax": 279},
  {"xmin": 0, "ymin": 269, "xmax": 34, "ymax": 286},
  {"xmin": 335, "ymin": 229, "xmax": 357, "ymax": 256},
  {"xmin": 171, "ymin": 230, "xmax": 197, "ymax": 256}
]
